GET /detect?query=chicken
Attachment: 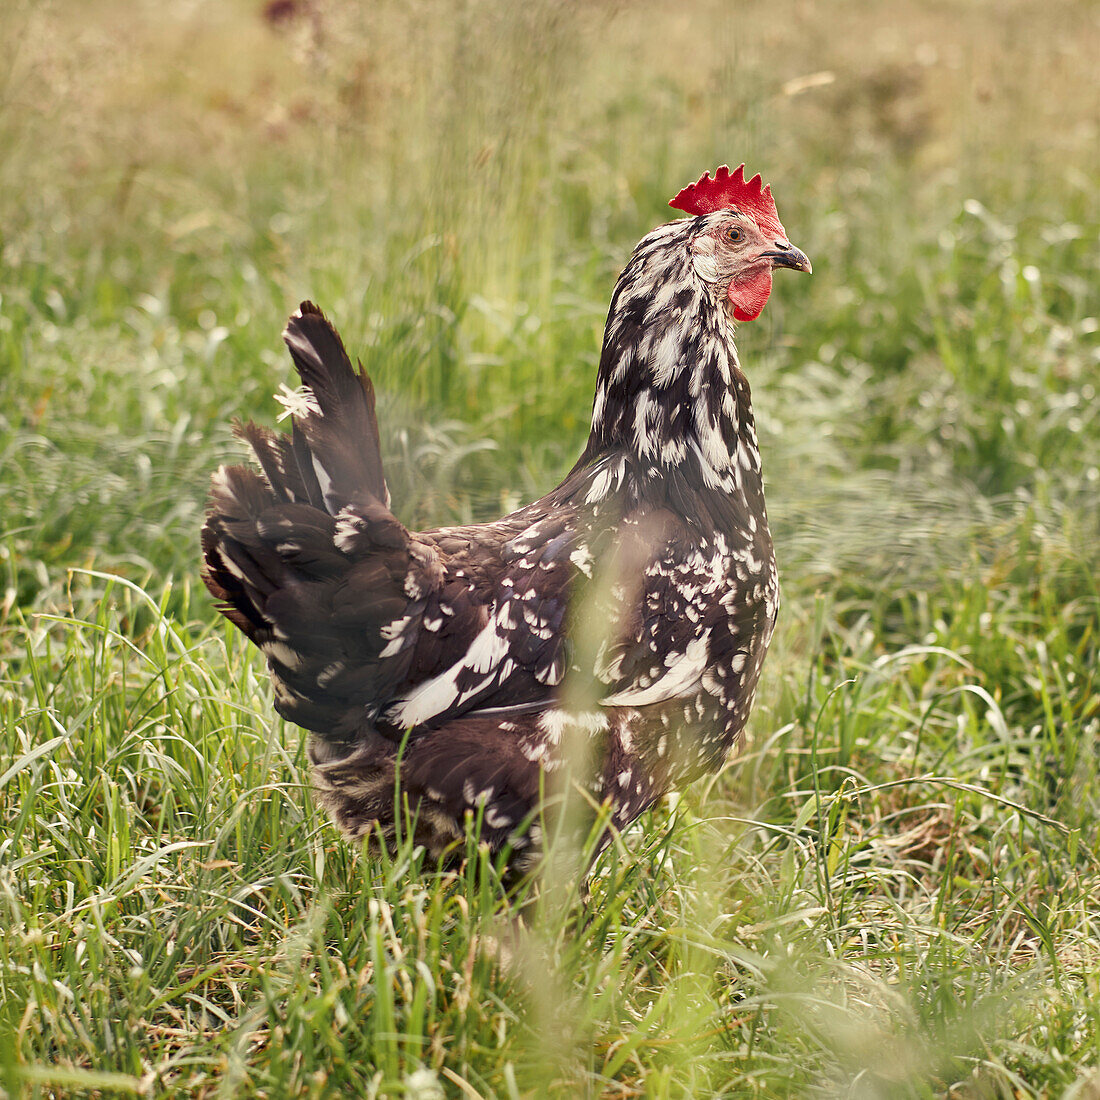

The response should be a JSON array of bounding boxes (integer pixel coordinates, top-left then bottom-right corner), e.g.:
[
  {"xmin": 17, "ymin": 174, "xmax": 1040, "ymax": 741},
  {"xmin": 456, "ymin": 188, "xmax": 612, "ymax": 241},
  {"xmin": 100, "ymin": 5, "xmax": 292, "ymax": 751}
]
[{"xmin": 201, "ymin": 165, "xmax": 811, "ymax": 874}]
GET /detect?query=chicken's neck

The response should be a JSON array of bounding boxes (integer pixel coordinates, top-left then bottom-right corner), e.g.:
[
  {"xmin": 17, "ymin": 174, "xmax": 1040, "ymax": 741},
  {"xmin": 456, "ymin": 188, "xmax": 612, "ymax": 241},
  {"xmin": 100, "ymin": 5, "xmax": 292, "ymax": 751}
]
[{"xmin": 578, "ymin": 227, "xmax": 766, "ymax": 516}]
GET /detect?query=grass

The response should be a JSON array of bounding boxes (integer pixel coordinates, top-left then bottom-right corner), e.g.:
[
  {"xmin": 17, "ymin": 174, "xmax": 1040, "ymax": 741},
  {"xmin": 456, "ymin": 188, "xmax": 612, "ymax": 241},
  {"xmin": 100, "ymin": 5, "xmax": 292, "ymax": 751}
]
[{"xmin": 1, "ymin": 0, "xmax": 1099, "ymax": 1095}]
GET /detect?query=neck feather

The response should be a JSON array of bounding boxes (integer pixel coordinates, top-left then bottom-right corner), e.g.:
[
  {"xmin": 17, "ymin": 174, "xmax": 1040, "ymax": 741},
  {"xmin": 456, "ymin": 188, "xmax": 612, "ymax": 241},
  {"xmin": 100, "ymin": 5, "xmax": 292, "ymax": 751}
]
[{"xmin": 580, "ymin": 222, "xmax": 763, "ymax": 497}]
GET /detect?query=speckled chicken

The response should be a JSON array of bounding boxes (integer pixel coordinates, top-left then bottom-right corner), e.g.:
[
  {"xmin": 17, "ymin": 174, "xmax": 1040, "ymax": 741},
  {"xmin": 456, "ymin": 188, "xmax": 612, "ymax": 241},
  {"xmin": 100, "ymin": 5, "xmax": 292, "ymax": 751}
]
[{"xmin": 201, "ymin": 165, "xmax": 810, "ymax": 873}]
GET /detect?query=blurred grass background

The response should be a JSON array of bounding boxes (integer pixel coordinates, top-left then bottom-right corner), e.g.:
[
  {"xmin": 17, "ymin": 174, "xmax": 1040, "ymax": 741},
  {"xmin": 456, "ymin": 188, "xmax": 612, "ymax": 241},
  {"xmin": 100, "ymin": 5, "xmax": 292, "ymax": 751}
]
[{"xmin": 1, "ymin": 0, "xmax": 1098, "ymax": 1096}]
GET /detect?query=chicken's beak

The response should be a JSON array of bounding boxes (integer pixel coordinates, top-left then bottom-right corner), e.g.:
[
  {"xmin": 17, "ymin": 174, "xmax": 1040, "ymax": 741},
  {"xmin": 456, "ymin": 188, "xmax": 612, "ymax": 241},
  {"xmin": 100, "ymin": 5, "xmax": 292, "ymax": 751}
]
[{"xmin": 762, "ymin": 244, "xmax": 812, "ymax": 275}]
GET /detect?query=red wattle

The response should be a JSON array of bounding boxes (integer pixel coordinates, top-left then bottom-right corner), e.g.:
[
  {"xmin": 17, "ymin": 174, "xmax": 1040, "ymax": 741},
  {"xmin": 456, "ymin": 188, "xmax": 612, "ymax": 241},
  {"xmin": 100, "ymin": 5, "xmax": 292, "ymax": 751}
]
[{"xmin": 728, "ymin": 268, "xmax": 773, "ymax": 322}]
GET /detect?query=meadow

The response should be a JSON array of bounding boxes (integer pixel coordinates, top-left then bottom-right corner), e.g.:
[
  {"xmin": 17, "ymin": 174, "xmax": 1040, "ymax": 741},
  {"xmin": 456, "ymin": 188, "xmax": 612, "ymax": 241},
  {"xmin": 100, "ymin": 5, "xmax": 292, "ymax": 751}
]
[{"xmin": 1, "ymin": 0, "xmax": 1098, "ymax": 1095}]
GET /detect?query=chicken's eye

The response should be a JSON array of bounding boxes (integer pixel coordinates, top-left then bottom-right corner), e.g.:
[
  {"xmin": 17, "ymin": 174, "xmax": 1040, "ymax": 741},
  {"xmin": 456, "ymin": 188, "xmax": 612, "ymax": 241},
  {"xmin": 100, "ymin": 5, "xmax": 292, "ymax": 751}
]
[{"xmin": 725, "ymin": 225, "xmax": 745, "ymax": 244}]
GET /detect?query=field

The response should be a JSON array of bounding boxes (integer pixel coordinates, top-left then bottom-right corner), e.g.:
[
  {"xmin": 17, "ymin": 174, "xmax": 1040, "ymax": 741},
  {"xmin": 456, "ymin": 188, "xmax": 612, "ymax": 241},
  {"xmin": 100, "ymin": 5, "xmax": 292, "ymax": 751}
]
[{"xmin": 1, "ymin": 0, "xmax": 1099, "ymax": 1095}]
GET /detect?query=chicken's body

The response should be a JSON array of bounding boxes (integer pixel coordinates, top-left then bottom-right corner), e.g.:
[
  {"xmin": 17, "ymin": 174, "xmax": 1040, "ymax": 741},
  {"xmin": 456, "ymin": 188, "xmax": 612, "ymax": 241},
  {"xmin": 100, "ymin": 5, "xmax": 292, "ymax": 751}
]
[{"xmin": 202, "ymin": 166, "xmax": 809, "ymax": 873}]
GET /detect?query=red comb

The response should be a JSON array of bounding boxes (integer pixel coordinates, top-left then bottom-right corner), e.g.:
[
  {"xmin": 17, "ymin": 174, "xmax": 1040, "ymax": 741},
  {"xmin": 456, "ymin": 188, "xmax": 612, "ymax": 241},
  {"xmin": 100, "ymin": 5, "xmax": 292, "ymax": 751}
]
[{"xmin": 668, "ymin": 164, "xmax": 785, "ymax": 238}]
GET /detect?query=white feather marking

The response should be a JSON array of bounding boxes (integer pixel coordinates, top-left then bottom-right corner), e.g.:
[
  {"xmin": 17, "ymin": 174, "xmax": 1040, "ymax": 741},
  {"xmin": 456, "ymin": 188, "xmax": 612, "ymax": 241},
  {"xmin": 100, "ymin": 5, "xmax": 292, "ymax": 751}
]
[
  {"xmin": 569, "ymin": 546, "xmax": 593, "ymax": 578},
  {"xmin": 334, "ymin": 510, "xmax": 363, "ymax": 553},
  {"xmin": 691, "ymin": 440, "xmax": 727, "ymax": 490},
  {"xmin": 644, "ymin": 276, "xmax": 684, "ymax": 324},
  {"xmin": 534, "ymin": 656, "xmax": 564, "ymax": 685},
  {"xmin": 602, "ymin": 630, "xmax": 712, "ymax": 707},
  {"xmin": 649, "ymin": 326, "xmax": 683, "ymax": 388},
  {"xmin": 263, "ymin": 641, "xmax": 303, "ymax": 669},
  {"xmin": 692, "ymin": 249, "xmax": 720, "ymax": 283},
  {"xmin": 392, "ymin": 665, "xmax": 466, "ymax": 727},
  {"xmin": 317, "ymin": 660, "xmax": 345, "ymax": 686},
  {"xmin": 660, "ymin": 436, "xmax": 686, "ymax": 464},
  {"xmin": 632, "ymin": 391, "xmax": 655, "ymax": 457},
  {"xmin": 538, "ymin": 709, "xmax": 610, "ymax": 744},
  {"xmin": 466, "ymin": 618, "xmax": 509, "ymax": 674},
  {"xmin": 380, "ymin": 615, "xmax": 411, "ymax": 640},
  {"xmin": 591, "ymin": 385, "xmax": 607, "ymax": 427},
  {"xmin": 216, "ymin": 546, "xmax": 248, "ymax": 582},
  {"xmin": 584, "ymin": 465, "xmax": 614, "ymax": 504},
  {"xmin": 210, "ymin": 465, "xmax": 233, "ymax": 500},
  {"xmin": 311, "ymin": 455, "xmax": 337, "ymax": 513},
  {"xmin": 698, "ymin": 418, "xmax": 733, "ymax": 472},
  {"xmin": 610, "ymin": 343, "xmax": 634, "ymax": 384},
  {"xmin": 389, "ymin": 611, "xmax": 509, "ymax": 727},
  {"xmin": 273, "ymin": 383, "xmax": 321, "ymax": 422}
]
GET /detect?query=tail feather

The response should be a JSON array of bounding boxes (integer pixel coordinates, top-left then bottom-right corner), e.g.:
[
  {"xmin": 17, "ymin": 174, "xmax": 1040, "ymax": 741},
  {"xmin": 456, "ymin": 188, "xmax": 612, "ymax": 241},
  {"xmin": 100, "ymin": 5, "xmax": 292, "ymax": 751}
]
[
  {"xmin": 202, "ymin": 468, "xmax": 283, "ymax": 639},
  {"xmin": 200, "ymin": 301, "xmax": 435, "ymax": 741},
  {"xmin": 281, "ymin": 301, "xmax": 389, "ymax": 513},
  {"xmin": 234, "ymin": 421, "xmax": 300, "ymax": 506},
  {"xmin": 290, "ymin": 422, "xmax": 327, "ymax": 510}
]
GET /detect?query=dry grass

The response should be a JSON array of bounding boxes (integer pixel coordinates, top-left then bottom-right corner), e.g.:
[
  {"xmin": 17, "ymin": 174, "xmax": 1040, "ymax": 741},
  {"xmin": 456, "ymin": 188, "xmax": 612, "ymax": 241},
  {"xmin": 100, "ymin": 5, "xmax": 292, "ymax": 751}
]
[{"xmin": 1, "ymin": 1, "xmax": 1098, "ymax": 1095}]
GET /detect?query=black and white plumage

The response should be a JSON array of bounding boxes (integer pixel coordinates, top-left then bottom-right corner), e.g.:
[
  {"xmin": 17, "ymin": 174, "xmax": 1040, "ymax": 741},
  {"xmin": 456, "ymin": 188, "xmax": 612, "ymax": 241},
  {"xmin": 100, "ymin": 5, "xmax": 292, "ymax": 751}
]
[{"xmin": 201, "ymin": 166, "xmax": 811, "ymax": 874}]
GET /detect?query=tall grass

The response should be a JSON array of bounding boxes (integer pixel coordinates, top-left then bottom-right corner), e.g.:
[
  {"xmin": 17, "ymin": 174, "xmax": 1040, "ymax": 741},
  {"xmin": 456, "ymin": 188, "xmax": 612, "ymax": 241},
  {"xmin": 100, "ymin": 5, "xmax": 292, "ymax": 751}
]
[{"xmin": 1, "ymin": 0, "xmax": 1098, "ymax": 1095}]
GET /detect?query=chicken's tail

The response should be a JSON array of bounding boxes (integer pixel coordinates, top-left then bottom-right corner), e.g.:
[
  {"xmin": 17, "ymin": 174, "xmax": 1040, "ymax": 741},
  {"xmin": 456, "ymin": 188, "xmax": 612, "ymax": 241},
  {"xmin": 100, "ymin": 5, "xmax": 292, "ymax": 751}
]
[{"xmin": 201, "ymin": 302, "xmax": 422, "ymax": 739}]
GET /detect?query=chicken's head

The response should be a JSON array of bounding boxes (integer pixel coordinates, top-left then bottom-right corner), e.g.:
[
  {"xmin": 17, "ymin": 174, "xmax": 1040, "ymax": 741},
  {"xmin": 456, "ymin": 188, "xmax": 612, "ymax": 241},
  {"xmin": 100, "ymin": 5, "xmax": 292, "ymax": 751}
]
[{"xmin": 669, "ymin": 164, "xmax": 811, "ymax": 322}]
